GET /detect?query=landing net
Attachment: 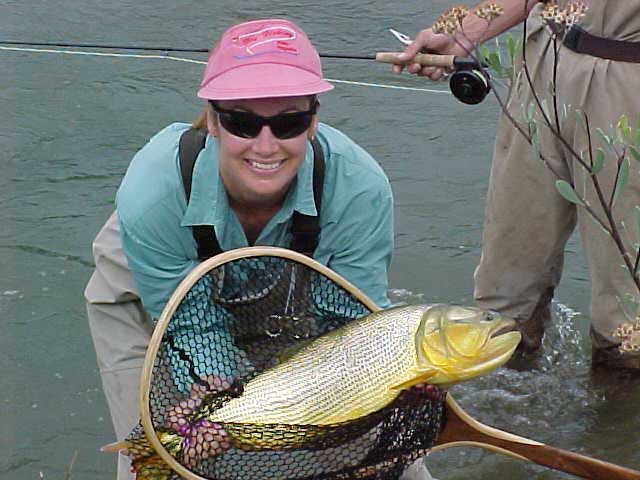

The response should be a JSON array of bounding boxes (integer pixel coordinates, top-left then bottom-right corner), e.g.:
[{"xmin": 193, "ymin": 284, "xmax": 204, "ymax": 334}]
[{"xmin": 132, "ymin": 247, "xmax": 445, "ymax": 480}]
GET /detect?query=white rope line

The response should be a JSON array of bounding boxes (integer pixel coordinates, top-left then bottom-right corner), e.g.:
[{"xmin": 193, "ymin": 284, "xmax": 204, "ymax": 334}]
[
  {"xmin": 0, "ymin": 45, "xmax": 450, "ymax": 95},
  {"xmin": 325, "ymin": 78, "xmax": 449, "ymax": 94},
  {"xmin": 0, "ymin": 45, "xmax": 206, "ymax": 64}
]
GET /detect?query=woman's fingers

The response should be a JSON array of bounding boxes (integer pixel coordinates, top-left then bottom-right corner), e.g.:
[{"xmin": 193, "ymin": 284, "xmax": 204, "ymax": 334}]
[
  {"xmin": 190, "ymin": 375, "xmax": 231, "ymax": 397},
  {"xmin": 182, "ymin": 420, "xmax": 231, "ymax": 467}
]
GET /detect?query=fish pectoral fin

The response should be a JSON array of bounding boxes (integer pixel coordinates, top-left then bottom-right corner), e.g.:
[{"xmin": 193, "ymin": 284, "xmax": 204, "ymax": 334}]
[{"xmin": 389, "ymin": 369, "xmax": 438, "ymax": 392}]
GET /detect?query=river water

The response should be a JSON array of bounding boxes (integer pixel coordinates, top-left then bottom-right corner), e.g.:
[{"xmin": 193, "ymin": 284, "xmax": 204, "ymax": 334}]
[{"xmin": 1, "ymin": 1, "xmax": 639, "ymax": 479}]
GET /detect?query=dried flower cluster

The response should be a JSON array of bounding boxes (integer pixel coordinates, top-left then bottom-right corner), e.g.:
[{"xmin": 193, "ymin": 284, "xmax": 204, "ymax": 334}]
[
  {"xmin": 612, "ymin": 318, "xmax": 640, "ymax": 353},
  {"xmin": 476, "ymin": 3, "xmax": 504, "ymax": 21},
  {"xmin": 432, "ymin": 3, "xmax": 503, "ymax": 34},
  {"xmin": 433, "ymin": 6, "xmax": 468, "ymax": 35},
  {"xmin": 541, "ymin": 1, "xmax": 587, "ymax": 28}
]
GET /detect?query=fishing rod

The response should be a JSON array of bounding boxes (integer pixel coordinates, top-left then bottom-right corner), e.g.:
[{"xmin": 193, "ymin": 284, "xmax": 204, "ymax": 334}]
[
  {"xmin": 0, "ymin": 40, "xmax": 491, "ymax": 104},
  {"xmin": 0, "ymin": 39, "xmax": 377, "ymax": 58}
]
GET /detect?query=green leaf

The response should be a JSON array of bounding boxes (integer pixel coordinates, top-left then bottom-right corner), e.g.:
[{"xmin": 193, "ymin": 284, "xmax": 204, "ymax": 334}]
[
  {"xmin": 634, "ymin": 206, "xmax": 640, "ymax": 237},
  {"xmin": 630, "ymin": 146, "xmax": 640, "ymax": 162},
  {"xmin": 488, "ymin": 52, "xmax": 501, "ymax": 70},
  {"xmin": 506, "ymin": 34, "xmax": 516, "ymax": 61},
  {"xmin": 494, "ymin": 37, "xmax": 503, "ymax": 64},
  {"xmin": 478, "ymin": 45, "xmax": 490, "ymax": 64},
  {"xmin": 530, "ymin": 125, "xmax": 540, "ymax": 161},
  {"xmin": 556, "ymin": 180, "xmax": 585, "ymax": 206},
  {"xmin": 596, "ymin": 127, "xmax": 613, "ymax": 146},
  {"xmin": 617, "ymin": 115, "xmax": 629, "ymax": 131},
  {"xmin": 612, "ymin": 157, "xmax": 630, "ymax": 205},
  {"xmin": 575, "ymin": 109, "xmax": 586, "ymax": 132},
  {"xmin": 540, "ymin": 98, "xmax": 550, "ymax": 119},
  {"xmin": 528, "ymin": 118, "xmax": 538, "ymax": 139},
  {"xmin": 527, "ymin": 102, "xmax": 536, "ymax": 122},
  {"xmin": 617, "ymin": 115, "xmax": 630, "ymax": 142},
  {"xmin": 592, "ymin": 149, "xmax": 605, "ymax": 174}
]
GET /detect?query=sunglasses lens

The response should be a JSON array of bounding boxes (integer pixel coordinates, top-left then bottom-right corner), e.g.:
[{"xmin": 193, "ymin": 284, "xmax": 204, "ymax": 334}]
[
  {"xmin": 218, "ymin": 112, "xmax": 262, "ymax": 138},
  {"xmin": 269, "ymin": 114, "xmax": 312, "ymax": 139}
]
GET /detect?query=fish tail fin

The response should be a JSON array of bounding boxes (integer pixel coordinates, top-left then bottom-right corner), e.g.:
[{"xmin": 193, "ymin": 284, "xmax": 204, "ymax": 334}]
[{"xmin": 100, "ymin": 440, "xmax": 128, "ymax": 453}]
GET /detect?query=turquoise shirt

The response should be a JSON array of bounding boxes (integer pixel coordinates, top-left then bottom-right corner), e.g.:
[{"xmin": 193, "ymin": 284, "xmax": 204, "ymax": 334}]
[{"xmin": 116, "ymin": 122, "xmax": 393, "ymax": 319}]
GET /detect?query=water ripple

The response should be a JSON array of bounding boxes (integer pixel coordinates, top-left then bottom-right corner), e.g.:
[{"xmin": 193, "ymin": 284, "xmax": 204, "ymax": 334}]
[{"xmin": 0, "ymin": 244, "xmax": 94, "ymax": 267}]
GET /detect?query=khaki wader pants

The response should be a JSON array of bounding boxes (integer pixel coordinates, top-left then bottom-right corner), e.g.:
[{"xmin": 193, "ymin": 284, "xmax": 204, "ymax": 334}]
[
  {"xmin": 474, "ymin": 7, "xmax": 640, "ymax": 363},
  {"xmin": 86, "ymin": 212, "xmax": 152, "ymax": 480},
  {"xmin": 85, "ymin": 212, "xmax": 433, "ymax": 479}
]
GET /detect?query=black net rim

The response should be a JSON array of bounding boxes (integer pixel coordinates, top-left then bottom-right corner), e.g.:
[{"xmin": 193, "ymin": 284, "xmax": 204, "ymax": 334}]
[{"xmin": 139, "ymin": 246, "xmax": 380, "ymax": 480}]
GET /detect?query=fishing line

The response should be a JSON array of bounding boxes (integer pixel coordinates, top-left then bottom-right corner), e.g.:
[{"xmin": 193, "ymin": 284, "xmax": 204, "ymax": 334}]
[
  {"xmin": 0, "ymin": 42, "xmax": 450, "ymax": 95},
  {"xmin": 0, "ymin": 45, "xmax": 206, "ymax": 65}
]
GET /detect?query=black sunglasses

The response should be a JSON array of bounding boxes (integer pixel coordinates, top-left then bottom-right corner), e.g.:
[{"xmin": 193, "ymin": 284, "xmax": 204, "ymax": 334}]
[{"xmin": 209, "ymin": 101, "xmax": 317, "ymax": 140}]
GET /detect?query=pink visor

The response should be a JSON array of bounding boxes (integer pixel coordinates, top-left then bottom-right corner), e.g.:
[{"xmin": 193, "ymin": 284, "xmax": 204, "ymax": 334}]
[{"xmin": 197, "ymin": 19, "xmax": 334, "ymax": 100}]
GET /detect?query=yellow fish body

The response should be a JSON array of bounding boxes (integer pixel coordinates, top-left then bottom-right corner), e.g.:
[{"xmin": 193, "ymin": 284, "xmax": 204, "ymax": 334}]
[{"xmin": 210, "ymin": 304, "xmax": 521, "ymax": 426}]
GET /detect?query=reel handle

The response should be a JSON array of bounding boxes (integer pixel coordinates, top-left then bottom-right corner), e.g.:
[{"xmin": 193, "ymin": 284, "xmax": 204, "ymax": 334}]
[{"xmin": 375, "ymin": 51, "xmax": 455, "ymax": 67}]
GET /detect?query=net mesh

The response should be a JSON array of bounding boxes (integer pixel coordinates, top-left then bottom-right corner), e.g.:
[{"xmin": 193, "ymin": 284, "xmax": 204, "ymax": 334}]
[{"xmin": 131, "ymin": 252, "xmax": 445, "ymax": 479}]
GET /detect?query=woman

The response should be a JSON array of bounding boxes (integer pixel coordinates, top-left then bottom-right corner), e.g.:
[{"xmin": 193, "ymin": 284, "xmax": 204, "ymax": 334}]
[{"xmin": 85, "ymin": 18, "xmax": 394, "ymax": 479}]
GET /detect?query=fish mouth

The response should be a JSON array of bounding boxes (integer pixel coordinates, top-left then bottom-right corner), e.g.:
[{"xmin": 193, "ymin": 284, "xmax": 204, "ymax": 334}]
[
  {"xmin": 488, "ymin": 316, "xmax": 517, "ymax": 339},
  {"xmin": 475, "ymin": 316, "xmax": 521, "ymax": 373}
]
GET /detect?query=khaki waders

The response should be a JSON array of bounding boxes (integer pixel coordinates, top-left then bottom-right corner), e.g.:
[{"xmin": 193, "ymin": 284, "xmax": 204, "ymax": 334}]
[{"xmin": 474, "ymin": 3, "xmax": 640, "ymax": 367}]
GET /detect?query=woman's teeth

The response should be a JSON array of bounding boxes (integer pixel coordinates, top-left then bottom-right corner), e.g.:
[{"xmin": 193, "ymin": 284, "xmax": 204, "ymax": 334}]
[{"xmin": 249, "ymin": 160, "xmax": 282, "ymax": 170}]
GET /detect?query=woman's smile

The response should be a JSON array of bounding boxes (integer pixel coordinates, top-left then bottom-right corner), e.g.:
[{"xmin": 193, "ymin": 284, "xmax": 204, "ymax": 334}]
[{"xmin": 246, "ymin": 157, "xmax": 285, "ymax": 173}]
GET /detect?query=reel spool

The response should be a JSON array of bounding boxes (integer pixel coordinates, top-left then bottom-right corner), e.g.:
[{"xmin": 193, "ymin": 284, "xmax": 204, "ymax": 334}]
[{"xmin": 449, "ymin": 58, "xmax": 491, "ymax": 105}]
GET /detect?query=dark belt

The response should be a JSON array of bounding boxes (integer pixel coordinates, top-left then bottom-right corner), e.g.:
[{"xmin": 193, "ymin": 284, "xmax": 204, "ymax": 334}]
[{"xmin": 561, "ymin": 25, "xmax": 640, "ymax": 63}]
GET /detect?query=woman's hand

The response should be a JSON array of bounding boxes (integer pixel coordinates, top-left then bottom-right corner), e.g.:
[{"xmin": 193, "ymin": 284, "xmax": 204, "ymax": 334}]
[{"xmin": 166, "ymin": 376, "xmax": 232, "ymax": 467}]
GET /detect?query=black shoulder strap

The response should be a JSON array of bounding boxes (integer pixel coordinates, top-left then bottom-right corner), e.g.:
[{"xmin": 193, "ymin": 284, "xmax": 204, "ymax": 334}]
[
  {"xmin": 178, "ymin": 128, "xmax": 222, "ymax": 260},
  {"xmin": 290, "ymin": 137, "xmax": 325, "ymax": 256},
  {"xmin": 179, "ymin": 129, "xmax": 325, "ymax": 260},
  {"xmin": 179, "ymin": 128, "xmax": 207, "ymax": 201}
]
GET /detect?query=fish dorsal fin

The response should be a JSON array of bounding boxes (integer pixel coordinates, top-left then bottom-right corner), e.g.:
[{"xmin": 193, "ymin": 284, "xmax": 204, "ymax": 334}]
[{"xmin": 277, "ymin": 338, "xmax": 315, "ymax": 363}]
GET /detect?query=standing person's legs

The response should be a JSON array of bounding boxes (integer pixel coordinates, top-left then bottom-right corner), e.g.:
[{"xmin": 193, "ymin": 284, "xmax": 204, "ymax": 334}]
[
  {"xmin": 473, "ymin": 32, "xmax": 576, "ymax": 351},
  {"xmin": 85, "ymin": 212, "xmax": 154, "ymax": 479}
]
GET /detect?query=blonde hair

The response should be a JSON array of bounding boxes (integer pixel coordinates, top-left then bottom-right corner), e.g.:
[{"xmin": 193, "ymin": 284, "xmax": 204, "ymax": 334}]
[
  {"xmin": 192, "ymin": 40, "xmax": 220, "ymax": 130},
  {"xmin": 192, "ymin": 108, "xmax": 209, "ymax": 130}
]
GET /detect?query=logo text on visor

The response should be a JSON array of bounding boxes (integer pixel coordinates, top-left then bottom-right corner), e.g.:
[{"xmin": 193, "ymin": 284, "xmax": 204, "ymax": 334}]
[{"xmin": 232, "ymin": 26, "xmax": 299, "ymax": 56}]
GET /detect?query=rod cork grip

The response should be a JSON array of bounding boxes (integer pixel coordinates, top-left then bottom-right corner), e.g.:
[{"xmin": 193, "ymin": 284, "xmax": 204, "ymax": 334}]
[{"xmin": 375, "ymin": 52, "xmax": 456, "ymax": 67}]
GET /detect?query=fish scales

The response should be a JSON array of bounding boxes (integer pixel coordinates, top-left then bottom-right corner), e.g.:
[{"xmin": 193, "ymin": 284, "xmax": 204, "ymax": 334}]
[{"xmin": 210, "ymin": 305, "xmax": 426, "ymax": 425}]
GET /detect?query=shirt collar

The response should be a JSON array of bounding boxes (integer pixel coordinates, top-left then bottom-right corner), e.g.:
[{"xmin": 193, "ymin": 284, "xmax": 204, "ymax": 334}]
[
  {"xmin": 283, "ymin": 140, "xmax": 317, "ymax": 217},
  {"xmin": 180, "ymin": 136, "xmax": 317, "ymax": 228}
]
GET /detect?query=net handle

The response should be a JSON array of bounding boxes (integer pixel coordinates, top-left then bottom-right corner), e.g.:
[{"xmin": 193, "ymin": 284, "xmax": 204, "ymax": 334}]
[{"xmin": 139, "ymin": 246, "xmax": 379, "ymax": 480}]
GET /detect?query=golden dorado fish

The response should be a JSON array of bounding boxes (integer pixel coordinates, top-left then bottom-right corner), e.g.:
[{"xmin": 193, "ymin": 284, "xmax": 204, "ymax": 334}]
[
  {"xmin": 210, "ymin": 304, "xmax": 520, "ymax": 426},
  {"xmin": 105, "ymin": 303, "xmax": 520, "ymax": 477}
]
